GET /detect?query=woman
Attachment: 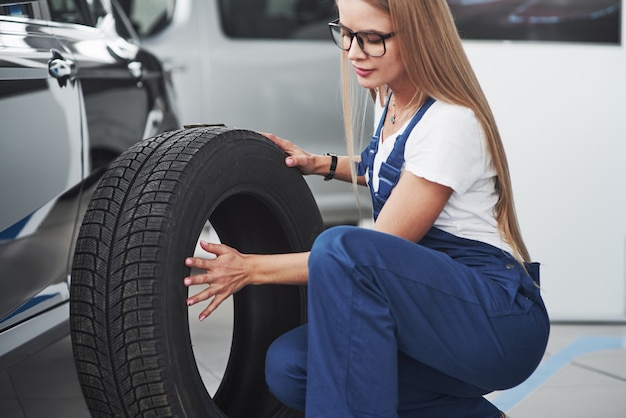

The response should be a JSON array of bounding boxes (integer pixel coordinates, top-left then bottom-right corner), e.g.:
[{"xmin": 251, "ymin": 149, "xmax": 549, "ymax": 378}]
[{"xmin": 183, "ymin": 0, "xmax": 550, "ymax": 416}]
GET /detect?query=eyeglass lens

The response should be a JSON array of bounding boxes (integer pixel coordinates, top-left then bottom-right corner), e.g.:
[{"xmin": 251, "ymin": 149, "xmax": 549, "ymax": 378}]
[{"xmin": 330, "ymin": 25, "xmax": 386, "ymax": 57}]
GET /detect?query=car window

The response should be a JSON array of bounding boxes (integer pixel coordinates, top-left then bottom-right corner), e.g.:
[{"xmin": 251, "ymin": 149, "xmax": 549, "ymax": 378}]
[
  {"xmin": 121, "ymin": 0, "xmax": 174, "ymax": 38},
  {"xmin": 0, "ymin": 3, "xmax": 35, "ymax": 18},
  {"xmin": 218, "ymin": 0, "xmax": 337, "ymax": 39},
  {"xmin": 124, "ymin": 0, "xmax": 336, "ymax": 40},
  {"xmin": 48, "ymin": 0, "xmax": 107, "ymax": 26}
]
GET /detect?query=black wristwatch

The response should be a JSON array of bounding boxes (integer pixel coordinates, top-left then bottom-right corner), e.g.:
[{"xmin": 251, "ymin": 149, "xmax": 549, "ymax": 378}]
[{"xmin": 324, "ymin": 153, "xmax": 337, "ymax": 181}]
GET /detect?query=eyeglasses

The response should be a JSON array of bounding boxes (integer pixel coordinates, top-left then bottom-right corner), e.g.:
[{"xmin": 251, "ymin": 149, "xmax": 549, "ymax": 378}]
[{"xmin": 328, "ymin": 19, "xmax": 396, "ymax": 57}]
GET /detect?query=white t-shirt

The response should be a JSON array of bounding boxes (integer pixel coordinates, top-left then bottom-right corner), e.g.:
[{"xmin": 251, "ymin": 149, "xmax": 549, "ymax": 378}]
[{"xmin": 370, "ymin": 99, "xmax": 513, "ymax": 253}]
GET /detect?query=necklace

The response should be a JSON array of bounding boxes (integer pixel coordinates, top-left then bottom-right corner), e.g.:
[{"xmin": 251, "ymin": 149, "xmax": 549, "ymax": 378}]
[{"xmin": 389, "ymin": 92, "xmax": 420, "ymax": 125}]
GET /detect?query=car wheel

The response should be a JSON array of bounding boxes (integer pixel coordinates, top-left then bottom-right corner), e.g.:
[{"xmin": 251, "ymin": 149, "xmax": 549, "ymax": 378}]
[{"xmin": 70, "ymin": 126, "xmax": 322, "ymax": 417}]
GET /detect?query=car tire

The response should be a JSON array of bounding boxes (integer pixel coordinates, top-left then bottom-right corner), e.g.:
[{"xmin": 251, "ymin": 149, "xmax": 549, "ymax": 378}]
[{"xmin": 70, "ymin": 126, "xmax": 322, "ymax": 417}]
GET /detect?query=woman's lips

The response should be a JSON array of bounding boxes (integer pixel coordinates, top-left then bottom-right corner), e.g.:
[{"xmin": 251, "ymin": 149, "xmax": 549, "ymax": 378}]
[{"xmin": 354, "ymin": 66, "xmax": 374, "ymax": 77}]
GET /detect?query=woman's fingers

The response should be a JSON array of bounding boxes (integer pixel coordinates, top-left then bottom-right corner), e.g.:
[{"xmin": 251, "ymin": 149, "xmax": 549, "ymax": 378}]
[
  {"xmin": 184, "ymin": 241, "xmax": 228, "ymax": 270},
  {"xmin": 197, "ymin": 294, "xmax": 229, "ymax": 321},
  {"xmin": 260, "ymin": 132, "xmax": 290, "ymax": 149},
  {"xmin": 199, "ymin": 240, "xmax": 230, "ymax": 255},
  {"xmin": 183, "ymin": 273, "xmax": 207, "ymax": 287},
  {"xmin": 183, "ymin": 241, "xmax": 250, "ymax": 319},
  {"xmin": 260, "ymin": 132, "xmax": 317, "ymax": 174},
  {"xmin": 185, "ymin": 279, "xmax": 213, "ymax": 304},
  {"xmin": 184, "ymin": 281, "xmax": 227, "ymax": 321},
  {"xmin": 184, "ymin": 272, "xmax": 232, "ymax": 314}
]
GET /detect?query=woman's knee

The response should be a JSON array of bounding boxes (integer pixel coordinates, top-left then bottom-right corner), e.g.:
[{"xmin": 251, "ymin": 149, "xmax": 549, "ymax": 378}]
[
  {"xmin": 265, "ymin": 325, "xmax": 308, "ymax": 411},
  {"xmin": 309, "ymin": 225, "xmax": 366, "ymax": 269}
]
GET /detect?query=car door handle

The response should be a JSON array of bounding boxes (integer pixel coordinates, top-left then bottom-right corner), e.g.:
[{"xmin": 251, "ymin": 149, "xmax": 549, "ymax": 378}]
[
  {"xmin": 48, "ymin": 49, "xmax": 77, "ymax": 87},
  {"xmin": 127, "ymin": 61, "xmax": 143, "ymax": 80}
]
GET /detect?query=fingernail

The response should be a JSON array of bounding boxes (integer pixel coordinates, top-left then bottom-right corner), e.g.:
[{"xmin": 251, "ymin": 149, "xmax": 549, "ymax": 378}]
[
  {"xmin": 187, "ymin": 299, "xmax": 194, "ymax": 306},
  {"xmin": 200, "ymin": 240, "xmax": 208, "ymax": 245},
  {"xmin": 199, "ymin": 314, "xmax": 206, "ymax": 321}
]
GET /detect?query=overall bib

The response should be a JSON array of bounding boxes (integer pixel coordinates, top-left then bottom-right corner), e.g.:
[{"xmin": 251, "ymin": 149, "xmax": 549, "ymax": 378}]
[{"xmin": 265, "ymin": 98, "xmax": 550, "ymax": 418}]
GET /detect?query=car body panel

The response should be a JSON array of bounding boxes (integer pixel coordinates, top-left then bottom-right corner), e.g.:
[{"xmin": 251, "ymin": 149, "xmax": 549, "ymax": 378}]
[
  {"xmin": 0, "ymin": 0, "xmax": 178, "ymax": 368},
  {"xmin": 0, "ymin": 16, "xmax": 84, "ymax": 324}
]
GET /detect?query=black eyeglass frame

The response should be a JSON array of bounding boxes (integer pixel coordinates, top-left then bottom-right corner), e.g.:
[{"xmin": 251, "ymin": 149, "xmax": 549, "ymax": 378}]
[{"xmin": 328, "ymin": 18, "xmax": 396, "ymax": 57}]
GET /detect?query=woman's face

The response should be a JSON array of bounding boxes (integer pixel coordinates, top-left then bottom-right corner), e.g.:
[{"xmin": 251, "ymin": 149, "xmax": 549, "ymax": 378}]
[{"xmin": 336, "ymin": 0, "xmax": 408, "ymax": 92}]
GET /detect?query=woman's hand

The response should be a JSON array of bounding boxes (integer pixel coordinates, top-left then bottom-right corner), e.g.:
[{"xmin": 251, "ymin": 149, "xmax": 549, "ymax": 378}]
[
  {"xmin": 262, "ymin": 132, "xmax": 362, "ymax": 184},
  {"xmin": 184, "ymin": 241, "xmax": 253, "ymax": 320},
  {"xmin": 261, "ymin": 132, "xmax": 320, "ymax": 175}
]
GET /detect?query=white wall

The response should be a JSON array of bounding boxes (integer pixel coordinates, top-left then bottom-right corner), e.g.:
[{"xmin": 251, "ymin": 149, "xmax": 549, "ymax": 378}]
[{"xmin": 464, "ymin": 14, "xmax": 626, "ymax": 320}]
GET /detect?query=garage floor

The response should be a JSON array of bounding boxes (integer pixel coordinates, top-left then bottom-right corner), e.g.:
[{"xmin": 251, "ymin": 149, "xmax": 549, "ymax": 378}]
[{"xmin": 1, "ymin": 319, "xmax": 625, "ymax": 417}]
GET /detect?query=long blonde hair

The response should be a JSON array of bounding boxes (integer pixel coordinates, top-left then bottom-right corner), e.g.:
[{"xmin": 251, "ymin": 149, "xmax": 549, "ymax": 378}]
[{"xmin": 340, "ymin": 0, "xmax": 531, "ymax": 262}]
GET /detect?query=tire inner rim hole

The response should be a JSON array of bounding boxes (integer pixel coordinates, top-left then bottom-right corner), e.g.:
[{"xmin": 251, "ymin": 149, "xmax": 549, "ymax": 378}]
[{"xmin": 189, "ymin": 222, "xmax": 233, "ymax": 397}]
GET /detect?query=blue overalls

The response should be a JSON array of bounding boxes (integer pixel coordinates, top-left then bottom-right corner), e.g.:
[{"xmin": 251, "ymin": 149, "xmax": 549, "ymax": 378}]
[
  {"xmin": 265, "ymin": 97, "xmax": 550, "ymax": 417},
  {"xmin": 358, "ymin": 95, "xmax": 435, "ymax": 220}
]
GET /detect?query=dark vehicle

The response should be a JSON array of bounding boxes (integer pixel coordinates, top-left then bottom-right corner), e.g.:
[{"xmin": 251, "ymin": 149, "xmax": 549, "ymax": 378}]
[
  {"xmin": 0, "ymin": 0, "xmax": 178, "ymax": 369},
  {"xmin": 448, "ymin": 0, "xmax": 620, "ymax": 43}
]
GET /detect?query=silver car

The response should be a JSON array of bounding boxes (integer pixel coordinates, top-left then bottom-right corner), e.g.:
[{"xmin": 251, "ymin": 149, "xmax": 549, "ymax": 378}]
[{"xmin": 0, "ymin": 0, "xmax": 179, "ymax": 369}]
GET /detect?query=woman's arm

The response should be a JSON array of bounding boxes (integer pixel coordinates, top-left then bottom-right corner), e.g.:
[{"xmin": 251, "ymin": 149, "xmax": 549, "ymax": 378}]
[
  {"xmin": 263, "ymin": 133, "xmax": 366, "ymax": 185},
  {"xmin": 184, "ymin": 242, "xmax": 310, "ymax": 320},
  {"xmin": 374, "ymin": 171, "xmax": 452, "ymax": 242}
]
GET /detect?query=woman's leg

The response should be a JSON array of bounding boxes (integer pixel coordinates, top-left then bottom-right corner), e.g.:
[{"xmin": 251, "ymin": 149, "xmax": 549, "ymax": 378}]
[
  {"xmin": 264, "ymin": 326, "xmax": 506, "ymax": 416},
  {"xmin": 265, "ymin": 324, "xmax": 308, "ymax": 411},
  {"xmin": 397, "ymin": 351, "xmax": 497, "ymax": 417},
  {"xmin": 305, "ymin": 226, "xmax": 548, "ymax": 418}
]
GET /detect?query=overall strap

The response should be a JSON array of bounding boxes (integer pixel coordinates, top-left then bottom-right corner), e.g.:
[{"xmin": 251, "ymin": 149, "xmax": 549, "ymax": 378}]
[{"xmin": 362, "ymin": 96, "xmax": 436, "ymax": 220}]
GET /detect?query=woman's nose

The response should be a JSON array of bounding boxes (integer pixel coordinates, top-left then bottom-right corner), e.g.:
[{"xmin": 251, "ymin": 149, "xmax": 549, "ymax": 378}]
[{"xmin": 346, "ymin": 36, "xmax": 366, "ymax": 59}]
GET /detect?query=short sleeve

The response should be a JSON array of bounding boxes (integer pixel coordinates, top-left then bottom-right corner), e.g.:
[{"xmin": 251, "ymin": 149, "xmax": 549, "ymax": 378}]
[{"xmin": 403, "ymin": 102, "xmax": 493, "ymax": 194}]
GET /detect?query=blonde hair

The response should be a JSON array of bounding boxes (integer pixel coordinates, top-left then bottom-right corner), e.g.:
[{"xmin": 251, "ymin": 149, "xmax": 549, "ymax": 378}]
[{"xmin": 340, "ymin": 0, "xmax": 531, "ymax": 262}]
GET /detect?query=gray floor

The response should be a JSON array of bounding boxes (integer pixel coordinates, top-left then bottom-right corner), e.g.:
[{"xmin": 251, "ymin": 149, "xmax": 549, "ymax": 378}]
[{"xmin": 1, "ymin": 320, "xmax": 625, "ymax": 417}]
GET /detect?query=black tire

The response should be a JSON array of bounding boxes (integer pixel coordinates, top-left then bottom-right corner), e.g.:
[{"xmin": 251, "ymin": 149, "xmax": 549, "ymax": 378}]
[{"xmin": 70, "ymin": 127, "xmax": 323, "ymax": 417}]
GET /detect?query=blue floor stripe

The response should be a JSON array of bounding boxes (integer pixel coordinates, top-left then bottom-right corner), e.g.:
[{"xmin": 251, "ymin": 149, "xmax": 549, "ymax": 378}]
[{"xmin": 491, "ymin": 336, "xmax": 626, "ymax": 412}]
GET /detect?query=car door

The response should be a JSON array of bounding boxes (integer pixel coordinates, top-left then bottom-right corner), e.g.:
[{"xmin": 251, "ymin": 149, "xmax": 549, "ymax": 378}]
[
  {"xmin": 46, "ymin": 0, "xmax": 174, "ymax": 171},
  {"xmin": 0, "ymin": 3, "xmax": 84, "ymax": 324}
]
